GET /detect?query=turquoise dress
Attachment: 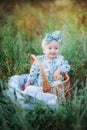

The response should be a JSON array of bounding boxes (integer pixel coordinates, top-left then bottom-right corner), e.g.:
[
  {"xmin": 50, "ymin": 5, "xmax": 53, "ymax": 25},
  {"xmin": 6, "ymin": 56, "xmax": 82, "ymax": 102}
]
[{"xmin": 27, "ymin": 55, "xmax": 70, "ymax": 87}]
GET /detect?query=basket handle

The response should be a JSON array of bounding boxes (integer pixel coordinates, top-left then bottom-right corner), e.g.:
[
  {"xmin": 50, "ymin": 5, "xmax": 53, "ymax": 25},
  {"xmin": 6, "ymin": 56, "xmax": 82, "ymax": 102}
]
[{"xmin": 30, "ymin": 55, "xmax": 51, "ymax": 92}]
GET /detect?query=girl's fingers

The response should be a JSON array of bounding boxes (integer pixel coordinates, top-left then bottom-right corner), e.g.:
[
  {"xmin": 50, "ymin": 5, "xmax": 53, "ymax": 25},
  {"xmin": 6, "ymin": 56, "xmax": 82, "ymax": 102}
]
[{"xmin": 53, "ymin": 75, "xmax": 58, "ymax": 80}]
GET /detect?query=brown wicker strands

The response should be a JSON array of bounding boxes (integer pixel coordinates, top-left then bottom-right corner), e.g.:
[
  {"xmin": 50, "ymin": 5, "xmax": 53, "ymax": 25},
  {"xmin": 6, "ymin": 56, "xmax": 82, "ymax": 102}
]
[
  {"xmin": 30, "ymin": 55, "xmax": 72, "ymax": 98},
  {"xmin": 30, "ymin": 55, "xmax": 51, "ymax": 92}
]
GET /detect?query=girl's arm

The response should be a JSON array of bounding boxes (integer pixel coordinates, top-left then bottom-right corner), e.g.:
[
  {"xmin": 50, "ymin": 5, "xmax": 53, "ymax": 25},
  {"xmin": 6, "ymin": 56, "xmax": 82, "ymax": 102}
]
[
  {"xmin": 59, "ymin": 57, "xmax": 70, "ymax": 73},
  {"xmin": 53, "ymin": 56, "xmax": 70, "ymax": 80},
  {"xmin": 25, "ymin": 62, "xmax": 39, "ymax": 87}
]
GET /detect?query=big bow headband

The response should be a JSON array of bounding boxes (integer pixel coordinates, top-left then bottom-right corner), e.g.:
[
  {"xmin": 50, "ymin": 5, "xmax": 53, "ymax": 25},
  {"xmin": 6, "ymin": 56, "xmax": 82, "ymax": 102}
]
[{"xmin": 41, "ymin": 30, "xmax": 63, "ymax": 48}]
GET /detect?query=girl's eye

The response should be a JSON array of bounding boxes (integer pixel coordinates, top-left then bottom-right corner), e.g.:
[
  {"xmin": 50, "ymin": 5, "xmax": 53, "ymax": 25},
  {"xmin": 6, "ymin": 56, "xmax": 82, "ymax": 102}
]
[
  {"xmin": 55, "ymin": 47, "xmax": 58, "ymax": 49},
  {"xmin": 49, "ymin": 47, "xmax": 51, "ymax": 49}
]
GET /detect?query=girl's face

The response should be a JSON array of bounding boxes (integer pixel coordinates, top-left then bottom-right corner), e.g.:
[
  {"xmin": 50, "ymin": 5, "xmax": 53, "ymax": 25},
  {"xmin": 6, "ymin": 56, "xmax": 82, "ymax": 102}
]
[{"xmin": 43, "ymin": 40, "xmax": 59, "ymax": 60}]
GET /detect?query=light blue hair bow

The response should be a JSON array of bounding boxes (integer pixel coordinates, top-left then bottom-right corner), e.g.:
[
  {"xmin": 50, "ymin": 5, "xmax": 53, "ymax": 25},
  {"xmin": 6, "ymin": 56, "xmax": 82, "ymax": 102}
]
[{"xmin": 41, "ymin": 30, "xmax": 63, "ymax": 48}]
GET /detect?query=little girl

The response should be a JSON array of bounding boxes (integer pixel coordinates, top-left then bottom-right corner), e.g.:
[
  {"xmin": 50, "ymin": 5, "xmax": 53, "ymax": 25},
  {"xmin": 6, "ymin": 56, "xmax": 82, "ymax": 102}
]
[
  {"xmin": 22, "ymin": 30, "xmax": 70, "ymax": 105},
  {"xmin": 25, "ymin": 30, "xmax": 70, "ymax": 88}
]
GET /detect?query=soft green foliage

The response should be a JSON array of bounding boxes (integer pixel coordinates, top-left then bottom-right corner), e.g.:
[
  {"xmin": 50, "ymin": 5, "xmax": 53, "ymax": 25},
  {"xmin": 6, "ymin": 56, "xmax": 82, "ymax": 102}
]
[
  {"xmin": 0, "ymin": 92, "xmax": 33, "ymax": 130},
  {"xmin": 59, "ymin": 19, "xmax": 87, "ymax": 85},
  {"xmin": 0, "ymin": 19, "xmax": 42, "ymax": 80}
]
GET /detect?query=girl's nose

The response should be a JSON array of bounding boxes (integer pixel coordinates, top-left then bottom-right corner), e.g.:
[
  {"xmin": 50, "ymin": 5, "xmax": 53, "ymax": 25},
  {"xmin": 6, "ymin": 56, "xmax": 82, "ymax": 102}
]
[{"xmin": 51, "ymin": 49, "xmax": 55, "ymax": 52}]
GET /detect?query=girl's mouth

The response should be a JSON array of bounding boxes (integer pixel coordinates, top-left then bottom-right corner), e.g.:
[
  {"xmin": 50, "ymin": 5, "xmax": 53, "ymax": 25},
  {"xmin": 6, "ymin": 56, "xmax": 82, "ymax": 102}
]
[{"xmin": 51, "ymin": 53, "xmax": 56, "ymax": 56}]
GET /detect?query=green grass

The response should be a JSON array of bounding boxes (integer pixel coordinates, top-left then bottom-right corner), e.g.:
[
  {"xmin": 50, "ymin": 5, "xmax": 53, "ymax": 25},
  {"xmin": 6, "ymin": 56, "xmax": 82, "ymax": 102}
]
[{"xmin": 0, "ymin": 1, "xmax": 87, "ymax": 130}]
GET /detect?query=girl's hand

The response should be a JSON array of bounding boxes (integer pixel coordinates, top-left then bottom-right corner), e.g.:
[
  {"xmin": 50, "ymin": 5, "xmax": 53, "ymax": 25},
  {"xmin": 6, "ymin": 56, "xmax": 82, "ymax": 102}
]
[{"xmin": 53, "ymin": 69, "xmax": 61, "ymax": 81}]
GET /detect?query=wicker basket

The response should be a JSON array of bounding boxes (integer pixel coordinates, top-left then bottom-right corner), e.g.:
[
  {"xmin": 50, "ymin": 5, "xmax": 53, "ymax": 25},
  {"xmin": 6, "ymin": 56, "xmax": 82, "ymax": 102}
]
[{"xmin": 30, "ymin": 55, "xmax": 72, "ymax": 98}]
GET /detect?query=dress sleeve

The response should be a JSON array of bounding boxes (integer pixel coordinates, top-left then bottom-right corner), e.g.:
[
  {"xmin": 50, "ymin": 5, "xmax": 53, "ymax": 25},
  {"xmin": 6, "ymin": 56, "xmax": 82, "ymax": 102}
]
[
  {"xmin": 26, "ymin": 62, "xmax": 39, "ymax": 84},
  {"xmin": 60, "ymin": 56, "xmax": 70, "ymax": 73}
]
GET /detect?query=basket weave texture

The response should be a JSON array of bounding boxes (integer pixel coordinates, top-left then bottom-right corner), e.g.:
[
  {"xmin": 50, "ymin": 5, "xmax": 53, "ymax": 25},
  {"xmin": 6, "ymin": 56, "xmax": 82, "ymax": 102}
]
[{"xmin": 30, "ymin": 55, "xmax": 72, "ymax": 98}]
